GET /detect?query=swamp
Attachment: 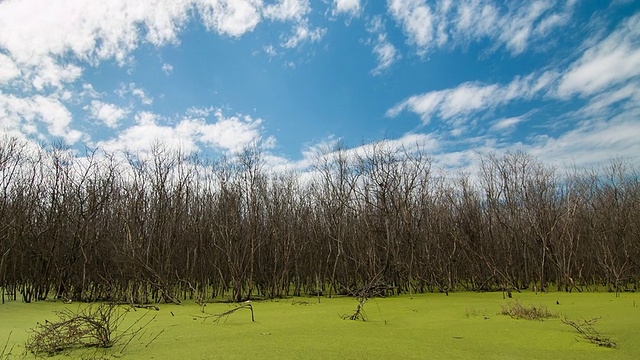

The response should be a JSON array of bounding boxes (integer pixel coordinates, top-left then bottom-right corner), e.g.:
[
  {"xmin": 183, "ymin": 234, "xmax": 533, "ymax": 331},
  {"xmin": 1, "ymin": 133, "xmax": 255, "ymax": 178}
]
[
  {"xmin": 1, "ymin": 291, "xmax": 639, "ymax": 359},
  {"xmin": 1, "ymin": 139, "xmax": 639, "ymax": 358}
]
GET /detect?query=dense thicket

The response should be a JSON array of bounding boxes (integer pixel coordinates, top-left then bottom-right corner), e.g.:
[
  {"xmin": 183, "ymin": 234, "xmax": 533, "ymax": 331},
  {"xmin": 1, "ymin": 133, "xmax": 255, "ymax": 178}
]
[{"xmin": 1, "ymin": 137, "xmax": 638, "ymax": 303}]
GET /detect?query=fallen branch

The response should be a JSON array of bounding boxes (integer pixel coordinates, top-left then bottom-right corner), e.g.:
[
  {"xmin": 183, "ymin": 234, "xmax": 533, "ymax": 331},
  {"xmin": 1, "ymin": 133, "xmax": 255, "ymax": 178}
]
[
  {"xmin": 197, "ymin": 303, "xmax": 255, "ymax": 323},
  {"xmin": 1, "ymin": 331, "xmax": 13, "ymax": 360},
  {"xmin": 340, "ymin": 297, "xmax": 368, "ymax": 321},
  {"xmin": 561, "ymin": 317, "xmax": 616, "ymax": 348}
]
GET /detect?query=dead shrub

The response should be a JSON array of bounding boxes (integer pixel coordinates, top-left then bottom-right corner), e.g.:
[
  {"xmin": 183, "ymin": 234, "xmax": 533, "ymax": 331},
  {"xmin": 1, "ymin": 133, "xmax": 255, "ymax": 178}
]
[
  {"xmin": 500, "ymin": 300, "xmax": 557, "ymax": 320},
  {"xmin": 26, "ymin": 303, "xmax": 155, "ymax": 357}
]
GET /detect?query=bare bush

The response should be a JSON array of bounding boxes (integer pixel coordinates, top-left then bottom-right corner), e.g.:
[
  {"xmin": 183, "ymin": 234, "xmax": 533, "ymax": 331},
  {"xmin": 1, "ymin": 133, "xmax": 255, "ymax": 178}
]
[{"xmin": 25, "ymin": 303, "xmax": 154, "ymax": 357}]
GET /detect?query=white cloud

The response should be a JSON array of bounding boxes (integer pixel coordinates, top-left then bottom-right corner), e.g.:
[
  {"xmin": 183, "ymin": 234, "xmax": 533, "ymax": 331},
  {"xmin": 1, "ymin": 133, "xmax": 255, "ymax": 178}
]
[
  {"xmin": 303, "ymin": 132, "xmax": 439, "ymax": 168},
  {"xmin": 387, "ymin": 0, "xmax": 576, "ymax": 56},
  {"xmin": 161, "ymin": 63, "xmax": 174, "ymax": 75},
  {"xmin": 263, "ymin": 45, "xmax": 278, "ymax": 56},
  {"xmin": 525, "ymin": 113, "xmax": 640, "ymax": 168},
  {"xmin": 497, "ymin": 1, "xmax": 555, "ymax": 55},
  {"xmin": 199, "ymin": 109, "xmax": 266, "ymax": 150},
  {"xmin": 0, "ymin": 92, "xmax": 83, "ymax": 144},
  {"xmin": 581, "ymin": 82, "xmax": 640, "ymax": 116},
  {"xmin": 98, "ymin": 111, "xmax": 198, "ymax": 154},
  {"xmin": 86, "ymin": 100, "xmax": 128, "ymax": 128},
  {"xmin": 197, "ymin": 0, "xmax": 262, "ymax": 37},
  {"xmin": 334, "ymin": 0, "xmax": 361, "ymax": 16},
  {"xmin": 263, "ymin": 0, "xmax": 310, "ymax": 22},
  {"xmin": 0, "ymin": 53, "xmax": 20, "ymax": 84},
  {"xmin": 281, "ymin": 21, "xmax": 326, "ymax": 48},
  {"xmin": 387, "ymin": 72, "xmax": 549, "ymax": 124},
  {"xmin": 557, "ymin": 13, "xmax": 640, "ymax": 97},
  {"xmin": 367, "ymin": 16, "xmax": 400, "ymax": 74},
  {"xmin": 97, "ymin": 108, "xmax": 270, "ymax": 155},
  {"xmin": 372, "ymin": 40, "xmax": 399, "ymax": 75},
  {"xmin": 0, "ymin": 0, "xmax": 192, "ymax": 87},
  {"xmin": 490, "ymin": 115, "xmax": 525, "ymax": 132},
  {"xmin": 387, "ymin": 0, "xmax": 434, "ymax": 55},
  {"xmin": 117, "ymin": 83, "xmax": 153, "ymax": 106},
  {"xmin": 31, "ymin": 58, "xmax": 83, "ymax": 90}
]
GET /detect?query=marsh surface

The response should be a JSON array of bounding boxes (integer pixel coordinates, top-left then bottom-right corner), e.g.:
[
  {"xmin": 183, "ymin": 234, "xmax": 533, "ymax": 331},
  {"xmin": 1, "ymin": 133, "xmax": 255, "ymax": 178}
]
[{"xmin": 1, "ymin": 291, "xmax": 639, "ymax": 359}]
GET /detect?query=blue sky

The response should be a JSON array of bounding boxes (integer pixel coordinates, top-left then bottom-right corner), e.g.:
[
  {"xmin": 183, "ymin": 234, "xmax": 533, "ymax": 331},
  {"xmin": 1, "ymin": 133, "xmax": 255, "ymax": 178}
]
[{"xmin": 1, "ymin": 0, "xmax": 639, "ymax": 172}]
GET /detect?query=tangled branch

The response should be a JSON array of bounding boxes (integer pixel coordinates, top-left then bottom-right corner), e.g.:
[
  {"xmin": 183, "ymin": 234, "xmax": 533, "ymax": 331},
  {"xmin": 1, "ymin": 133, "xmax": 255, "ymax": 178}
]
[{"xmin": 26, "ymin": 303, "xmax": 156, "ymax": 357}]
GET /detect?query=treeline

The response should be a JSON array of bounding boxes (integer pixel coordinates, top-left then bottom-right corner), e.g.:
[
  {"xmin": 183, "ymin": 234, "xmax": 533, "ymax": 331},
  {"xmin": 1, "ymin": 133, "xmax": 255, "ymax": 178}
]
[{"xmin": 0, "ymin": 137, "xmax": 638, "ymax": 303}]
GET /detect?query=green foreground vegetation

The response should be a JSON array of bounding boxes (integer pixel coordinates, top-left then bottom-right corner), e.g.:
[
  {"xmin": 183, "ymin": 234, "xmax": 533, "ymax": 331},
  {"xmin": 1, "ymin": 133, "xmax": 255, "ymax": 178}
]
[{"xmin": 1, "ymin": 291, "xmax": 639, "ymax": 359}]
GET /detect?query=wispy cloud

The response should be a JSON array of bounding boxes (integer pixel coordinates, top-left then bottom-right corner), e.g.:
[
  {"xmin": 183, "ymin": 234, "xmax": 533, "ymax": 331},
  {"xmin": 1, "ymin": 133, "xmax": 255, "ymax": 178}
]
[
  {"xmin": 489, "ymin": 115, "xmax": 527, "ymax": 134},
  {"xmin": 281, "ymin": 20, "xmax": 326, "ymax": 48},
  {"xmin": 387, "ymin": 0, "xmax": 576, "ymax": 56},
  {"xmin": 387, "ymin": 73, "xmax": 549, "ymax": 124},
  {"xmin": 161, "ymin": 63, "xmax": 174, "ymax": 75},
  {"xmin": 117, "ymin": 83, "xmax": 153, "ymax": 106},
  {"xmin": 524, "ymin": 111, "xmax": 640, "ymax": 168},
  {"xmin": 367, "ymin": 16, "xmax": 400, "ymax": 74},
  {"xmin": 556, "ymin": 13, "xmax": 640, "ymax": 97},
  {"xmin": 387, "ymin": 0, "xmax": 435, "ymax": 56}
]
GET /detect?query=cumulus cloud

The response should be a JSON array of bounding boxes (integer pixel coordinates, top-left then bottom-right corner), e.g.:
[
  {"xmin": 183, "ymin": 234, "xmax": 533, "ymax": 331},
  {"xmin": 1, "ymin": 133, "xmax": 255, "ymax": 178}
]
[
  {"xmin": 0, "ymin": 0, "xmax": 191, "ymax": 86},
  {"xmin": 86, "ymin": 100, "xmax": 128, "ymax": 128},
  {"xmin": 98, "ymin": 111, "xmax": 199, "ymax": 154},
  {"xmin": 263, "ymin": 0, "xmax": 310, "ymax": 22},
  {"xmin": 0, "ymin": 54, "xmax": 20, "ymax": 84},
  {"xmin": 0, "ymin": 92, "xmax": 83, "ymax": 144},
  {"xmin": 97, "ymin": 108, "xmax": 271, "ymax": 155},
  {"xmin": 197, "ymin": 0, "xmax": 262, "ymax": 37},
  {"xmin": 334, "ymin": 0, "xmax": 361, "ymax": 17},
  {"xmin": 0, "ymin": 0, "xmax": 324, "ymax": 96}
]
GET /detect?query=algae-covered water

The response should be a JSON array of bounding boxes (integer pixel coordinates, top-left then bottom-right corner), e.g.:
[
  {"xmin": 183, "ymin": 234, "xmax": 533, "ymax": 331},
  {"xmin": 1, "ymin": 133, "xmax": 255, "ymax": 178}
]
[{"xmin": 1, "ymin": 291, "xmax": 639, "ymax": 359}]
